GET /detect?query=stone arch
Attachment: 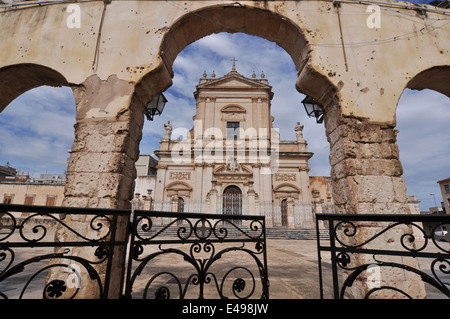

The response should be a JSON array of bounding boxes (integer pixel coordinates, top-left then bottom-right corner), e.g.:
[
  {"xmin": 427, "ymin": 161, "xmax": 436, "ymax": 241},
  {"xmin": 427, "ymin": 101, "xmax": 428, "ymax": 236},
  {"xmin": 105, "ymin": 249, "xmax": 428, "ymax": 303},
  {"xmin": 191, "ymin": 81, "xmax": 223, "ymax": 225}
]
[
  {"xmin": 131, "ymin": 3, "xmax": 337, "ymax": 116},
  {"xmin": 389, "ymin": 65, "xmax": 450, "ymax": 126},
  {"xmin": 223, "ymin": 184, "xmax": 242, "ymax": 195},
  {"xmin": 219, "ymin": 183, "xmax": 245, "ymax": 196},
  {"xmin": 128, "ymin": 4, "xmax": 340, "ymax": 219},
  {"xmin": 0, "ymin": 63, "xmax": 70, "ymax": 112},
  {"xmin": 393, "ymin": 65, "xmax": 450, "ymax": 208},
  {"xmin": 406, "ymin": 65, "xmax": 450, "ymax": 99}
]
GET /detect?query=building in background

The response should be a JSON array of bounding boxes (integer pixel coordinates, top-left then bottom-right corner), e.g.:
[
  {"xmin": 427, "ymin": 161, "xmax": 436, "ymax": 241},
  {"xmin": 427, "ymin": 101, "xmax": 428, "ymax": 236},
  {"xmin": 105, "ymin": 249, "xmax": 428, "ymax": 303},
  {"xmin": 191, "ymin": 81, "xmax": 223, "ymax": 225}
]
[
  {"xmin": 437, "ymin": 177, "xmax": 450, "ymax": 214},
  {"xmin": 148, "ymin": 66, "xmax": 322, "ymax": 229},
  {"xmin": 0, "ymin": 164, "xmax": 17, "ymax": 181},
  {"xmin": 0, "ymin": 165, "xmax": 65, "ymax": 210}
]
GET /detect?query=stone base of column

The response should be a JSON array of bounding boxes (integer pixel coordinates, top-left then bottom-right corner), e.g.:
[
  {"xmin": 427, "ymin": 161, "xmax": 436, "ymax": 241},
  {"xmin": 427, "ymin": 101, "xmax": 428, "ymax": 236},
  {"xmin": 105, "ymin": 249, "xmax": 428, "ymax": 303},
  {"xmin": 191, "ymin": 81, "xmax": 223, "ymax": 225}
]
[{"xmin": 325, "ymin": 105, "xmax": 426, "ymax": 298}]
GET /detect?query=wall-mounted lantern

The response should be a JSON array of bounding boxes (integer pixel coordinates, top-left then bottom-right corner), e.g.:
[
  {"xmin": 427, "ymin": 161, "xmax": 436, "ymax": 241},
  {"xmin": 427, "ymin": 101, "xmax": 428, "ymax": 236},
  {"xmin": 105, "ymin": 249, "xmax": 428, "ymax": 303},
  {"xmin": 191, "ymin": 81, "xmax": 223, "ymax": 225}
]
[
  {"xmin": 145, "ymin": 93, "xmax": 167, "ymax": 121},
  {"xmin": 301, "ymin": 95, "xmax": 324, "ymax": 124}
]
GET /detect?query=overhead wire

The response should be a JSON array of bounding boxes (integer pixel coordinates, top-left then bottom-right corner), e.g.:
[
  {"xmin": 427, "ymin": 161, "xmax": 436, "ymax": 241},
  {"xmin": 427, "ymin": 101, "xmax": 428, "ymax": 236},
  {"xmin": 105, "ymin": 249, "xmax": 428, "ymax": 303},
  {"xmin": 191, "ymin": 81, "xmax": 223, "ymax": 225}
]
[{"xmin": 163, "ymin": 0, "xmax": 450, "ymax": 49}]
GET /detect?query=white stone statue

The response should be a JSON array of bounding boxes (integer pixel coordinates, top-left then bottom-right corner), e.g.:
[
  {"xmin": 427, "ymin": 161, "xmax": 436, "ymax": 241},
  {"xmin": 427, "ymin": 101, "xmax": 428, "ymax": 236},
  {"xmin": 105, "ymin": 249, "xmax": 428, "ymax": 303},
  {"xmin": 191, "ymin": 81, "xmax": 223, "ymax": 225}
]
[
  {"xmin": 163, "ymin": 121, "xmax": 172, "ymax": 140},
  {"xmin": 294, "ymin": 121, "xmax": 304, "ymax": 141}
]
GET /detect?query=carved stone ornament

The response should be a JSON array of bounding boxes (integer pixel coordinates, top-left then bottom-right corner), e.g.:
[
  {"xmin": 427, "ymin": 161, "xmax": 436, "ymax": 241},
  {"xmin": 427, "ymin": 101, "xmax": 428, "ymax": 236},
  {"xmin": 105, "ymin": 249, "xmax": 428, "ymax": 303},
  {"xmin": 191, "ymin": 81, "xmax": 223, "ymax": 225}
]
[
  {"xmin": 213, "ymin": 163, "xmax": 253, "ymax": 182},
  {"xmin": 275, "ymin": 173, "xmax": 296, "ymax": 181},
  {"xmin": 169, "ymin": 172, "xmax": 191, "ymax": 180}
]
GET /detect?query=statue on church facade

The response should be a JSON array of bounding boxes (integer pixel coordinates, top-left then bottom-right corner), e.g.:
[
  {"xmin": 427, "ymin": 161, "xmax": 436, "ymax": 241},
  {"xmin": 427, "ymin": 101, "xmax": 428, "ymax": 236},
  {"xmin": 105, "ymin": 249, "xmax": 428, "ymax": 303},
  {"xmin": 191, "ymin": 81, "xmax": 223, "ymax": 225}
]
[
  {"xmin": 162, "ymin": 121, "xmax": 172, "ymax": 140},
  {"xmin": 294, "ymin": 121, "xmax": 304, "ymax": 142}
]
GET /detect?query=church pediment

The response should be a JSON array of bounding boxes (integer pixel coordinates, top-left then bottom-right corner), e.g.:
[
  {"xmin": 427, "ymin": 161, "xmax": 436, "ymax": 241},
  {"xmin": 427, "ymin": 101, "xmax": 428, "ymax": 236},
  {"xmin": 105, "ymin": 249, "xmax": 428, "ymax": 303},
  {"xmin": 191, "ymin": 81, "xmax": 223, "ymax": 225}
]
[
  {"xmin": 213, "ymin": 161, "xmax": 253, "ymax": 181},
  {"xmin": 198, "ymin": 74, "xmax": 270, "ymax": 90}
]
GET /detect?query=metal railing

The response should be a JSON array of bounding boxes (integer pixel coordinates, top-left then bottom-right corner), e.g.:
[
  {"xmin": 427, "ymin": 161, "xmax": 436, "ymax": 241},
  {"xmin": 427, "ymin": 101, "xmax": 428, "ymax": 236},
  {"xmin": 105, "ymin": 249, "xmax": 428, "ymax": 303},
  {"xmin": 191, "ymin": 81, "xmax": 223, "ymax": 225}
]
[
  {"xmin": 0, "ymin": 203, "xmax": 130, "ymax": 299},
  {"xmin": 124, "ymin": 210, "xmax": 269, "ymax": 299},
  {"xmin": 0, "ymin": 204, "xmax": 268, "ymax": 299},
  {"xmin": 316, "ymin": 213, "xmax": 450, "ymax": 299}
]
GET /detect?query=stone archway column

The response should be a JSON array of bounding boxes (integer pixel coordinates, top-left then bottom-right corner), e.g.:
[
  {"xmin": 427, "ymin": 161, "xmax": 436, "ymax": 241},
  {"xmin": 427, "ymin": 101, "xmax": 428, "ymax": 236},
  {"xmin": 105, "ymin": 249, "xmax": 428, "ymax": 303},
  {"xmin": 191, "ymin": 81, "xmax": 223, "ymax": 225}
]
[
  {"xmin": 52, "ymin": 75, "xmax": 144, "ymax": 299},
  {"xmin": 324, "ymin": 99, "xmax": 427, "ymax": 299}
]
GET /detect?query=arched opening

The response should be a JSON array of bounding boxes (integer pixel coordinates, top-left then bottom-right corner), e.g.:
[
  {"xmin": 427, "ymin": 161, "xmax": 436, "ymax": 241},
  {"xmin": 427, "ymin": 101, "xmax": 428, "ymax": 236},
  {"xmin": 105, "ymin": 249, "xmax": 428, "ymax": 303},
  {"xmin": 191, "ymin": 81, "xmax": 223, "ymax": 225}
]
[
  {"xmin": 132, "ymin": 4, "xmax": 335, "ymax": 121},
  {"xmin": 138, "ymin": 31, "xmax": 331, "ymax": 224},
  {"xmin": 222, "ymin": 185, "xmax": 242, "ymax": 220},
  {"xmin": 0, "ymin": 64, "xmax": 76, "ymax": 208},
  {"xmin": 128, "ymin": 6, "xmax": 338, "ymax": 299},
  {"xmin": 396, "ymin": 66, "xmax": 450, "ymax": 213},
  {"xmin": 132, "ymin": 3, "xmax": 337, "ymax": 229},
  {"xmin": 0, "ymin": 64, "xmax": 70, "ymax": 113}
]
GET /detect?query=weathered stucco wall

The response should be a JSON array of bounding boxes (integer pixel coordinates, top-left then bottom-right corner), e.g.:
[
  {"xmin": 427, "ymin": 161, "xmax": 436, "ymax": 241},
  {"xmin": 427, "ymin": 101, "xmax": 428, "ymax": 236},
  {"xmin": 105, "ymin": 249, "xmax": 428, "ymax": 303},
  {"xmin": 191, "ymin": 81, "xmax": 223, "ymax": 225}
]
[{"xmin": 0, "ymin": 1, "xmax": 448, "ymax": 121}]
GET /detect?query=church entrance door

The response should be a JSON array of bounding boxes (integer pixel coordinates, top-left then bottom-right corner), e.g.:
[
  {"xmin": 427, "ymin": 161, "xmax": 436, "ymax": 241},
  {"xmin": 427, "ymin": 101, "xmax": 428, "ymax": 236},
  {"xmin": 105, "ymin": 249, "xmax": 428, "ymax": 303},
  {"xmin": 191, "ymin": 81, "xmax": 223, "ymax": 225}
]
[
  {"xmin": 281, "ymin": 199, "xmax": 288, "ymax": 227},
  {"xmin": 177, "ymin": 197, "xmax": 184, "ymax": 225},
  {"xmin": 223, "ymin": 185, "xmax": 242, "ymax": 225}
]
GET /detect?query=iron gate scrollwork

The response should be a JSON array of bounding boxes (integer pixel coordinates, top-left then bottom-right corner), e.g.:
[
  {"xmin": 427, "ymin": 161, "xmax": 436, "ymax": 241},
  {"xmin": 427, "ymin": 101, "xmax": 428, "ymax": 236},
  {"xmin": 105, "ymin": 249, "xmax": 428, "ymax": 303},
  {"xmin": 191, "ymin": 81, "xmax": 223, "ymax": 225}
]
[
  {"xmin": 124, "ymin": 210, "xmax": 269, "ymax": 299},
  {"xmin": 316, "ymin": 213, "xmax": 450, "ymax": 299},
  {"xmin": 0, "ymin": 204, "xmax": 268, "ymax": 299},
  {"xmin": 0, "ymin": 203, "xmax": 129, "ymax": 299}
]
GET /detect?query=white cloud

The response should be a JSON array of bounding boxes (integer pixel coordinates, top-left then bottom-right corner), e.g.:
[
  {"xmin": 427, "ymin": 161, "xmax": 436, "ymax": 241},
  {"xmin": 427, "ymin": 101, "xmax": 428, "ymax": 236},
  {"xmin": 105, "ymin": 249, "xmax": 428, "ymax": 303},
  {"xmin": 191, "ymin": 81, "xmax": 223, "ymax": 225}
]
[
  {"xmin": 0, "ymin": 86, "xmax": 75, "ymax": 176},
  {"xmin": 396, "ymin": 89, "xmax": 450, "ymax": 210}
]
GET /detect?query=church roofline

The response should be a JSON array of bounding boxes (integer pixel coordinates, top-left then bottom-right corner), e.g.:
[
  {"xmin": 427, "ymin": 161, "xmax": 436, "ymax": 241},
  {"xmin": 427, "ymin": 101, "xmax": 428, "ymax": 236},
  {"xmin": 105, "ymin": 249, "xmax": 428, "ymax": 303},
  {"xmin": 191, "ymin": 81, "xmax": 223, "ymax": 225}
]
[
  {"xmin": 194, "ymin": 70, "xmax": 273, "ymax": 101},
  {"xmin": 196, "ymin": 68, "xmax": 271, "ymax": 90}
]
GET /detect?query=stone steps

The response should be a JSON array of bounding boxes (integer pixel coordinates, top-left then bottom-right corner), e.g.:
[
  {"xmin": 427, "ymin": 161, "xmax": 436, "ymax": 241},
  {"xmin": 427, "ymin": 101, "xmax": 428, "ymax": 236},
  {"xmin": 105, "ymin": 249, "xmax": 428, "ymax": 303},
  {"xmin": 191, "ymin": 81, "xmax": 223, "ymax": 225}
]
[
  {"xmin": 136, "ymin": 225, "xmax": 329, "ymax": 240},
  {"xmin": 266, "ymin": 228, "xmax": 329, "ymax": 240}
]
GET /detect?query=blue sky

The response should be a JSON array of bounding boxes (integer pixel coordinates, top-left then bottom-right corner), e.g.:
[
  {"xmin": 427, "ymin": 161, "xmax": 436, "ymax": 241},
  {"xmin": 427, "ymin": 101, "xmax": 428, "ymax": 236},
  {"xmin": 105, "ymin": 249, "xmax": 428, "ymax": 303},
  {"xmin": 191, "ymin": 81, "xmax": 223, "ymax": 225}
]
[{"xmin": 0, "ymin": 0, "xmax": 448, "ymax": 211}]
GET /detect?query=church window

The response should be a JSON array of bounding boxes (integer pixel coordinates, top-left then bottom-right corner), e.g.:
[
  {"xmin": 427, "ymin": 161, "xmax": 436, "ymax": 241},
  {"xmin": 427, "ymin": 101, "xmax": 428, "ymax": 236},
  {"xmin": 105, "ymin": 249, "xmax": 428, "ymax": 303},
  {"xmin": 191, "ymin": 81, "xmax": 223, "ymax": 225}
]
[
  {"xmin": 281, "ymin": 199, "xmax": 288, "ymax": 227},
  {"xmin": 226, "ymin": 122, "xmax": 240, "ymax": 139}
]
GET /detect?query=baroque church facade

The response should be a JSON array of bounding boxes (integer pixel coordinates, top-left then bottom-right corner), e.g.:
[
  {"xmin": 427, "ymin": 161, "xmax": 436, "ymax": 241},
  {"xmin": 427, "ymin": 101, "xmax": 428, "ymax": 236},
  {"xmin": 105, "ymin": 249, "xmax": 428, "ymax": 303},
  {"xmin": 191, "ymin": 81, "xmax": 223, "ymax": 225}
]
[{"xmin": 135, "ymin": 65, "xmax": 335, "ymax": 229}]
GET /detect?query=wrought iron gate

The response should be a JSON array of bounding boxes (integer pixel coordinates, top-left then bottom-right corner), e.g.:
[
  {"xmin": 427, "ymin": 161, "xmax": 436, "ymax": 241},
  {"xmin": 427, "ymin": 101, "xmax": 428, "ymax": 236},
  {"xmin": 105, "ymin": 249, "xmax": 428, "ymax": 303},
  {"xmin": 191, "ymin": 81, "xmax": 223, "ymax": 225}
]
[
  {"xmin": 316, "ymin": 213, "xmax": 450, "ymax": 299},
  {"xmin": 124, "ymin": 210, "xmax": 268, "ymax": 299},
  {"xmin": 0, "ymin": 204, "xmax": 268, "ymax": 299}
]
